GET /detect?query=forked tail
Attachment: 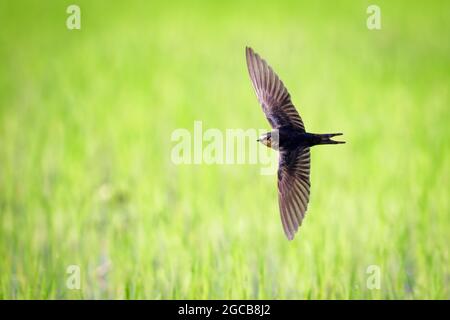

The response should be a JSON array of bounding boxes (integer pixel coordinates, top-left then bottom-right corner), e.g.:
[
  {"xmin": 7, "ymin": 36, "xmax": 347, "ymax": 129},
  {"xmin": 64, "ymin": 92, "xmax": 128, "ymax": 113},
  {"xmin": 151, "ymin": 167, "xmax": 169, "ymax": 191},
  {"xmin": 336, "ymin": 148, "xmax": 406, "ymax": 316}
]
[{"xmin": 317, "ymin": 133, "xmax": 345, "ymax": 145}]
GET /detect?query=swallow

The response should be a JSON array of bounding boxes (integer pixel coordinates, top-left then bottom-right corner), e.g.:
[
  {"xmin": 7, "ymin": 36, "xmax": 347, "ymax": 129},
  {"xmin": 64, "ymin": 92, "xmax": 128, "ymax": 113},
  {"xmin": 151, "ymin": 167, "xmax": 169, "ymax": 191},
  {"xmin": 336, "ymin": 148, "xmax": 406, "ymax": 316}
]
[{"xmin": 246, "ymin": 47, "xmax": 345, "ymax": 240}]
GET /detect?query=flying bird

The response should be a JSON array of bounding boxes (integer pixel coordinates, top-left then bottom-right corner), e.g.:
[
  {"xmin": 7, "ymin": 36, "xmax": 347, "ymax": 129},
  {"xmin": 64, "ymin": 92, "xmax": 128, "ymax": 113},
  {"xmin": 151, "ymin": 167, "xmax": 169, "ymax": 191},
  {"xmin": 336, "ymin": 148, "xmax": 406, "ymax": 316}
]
[{"xmin": 246, "ymin": 47, "xmax": 345, "ymax": 240}]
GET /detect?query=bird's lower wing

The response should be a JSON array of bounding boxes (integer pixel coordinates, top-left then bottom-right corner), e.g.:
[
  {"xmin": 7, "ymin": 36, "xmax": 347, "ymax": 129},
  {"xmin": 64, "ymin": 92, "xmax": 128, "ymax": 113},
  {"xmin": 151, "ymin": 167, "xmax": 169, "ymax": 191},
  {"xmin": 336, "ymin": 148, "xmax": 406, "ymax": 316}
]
[{"xmin": 277, "ymin": 147, "xmax": 311, "ymax": 240}]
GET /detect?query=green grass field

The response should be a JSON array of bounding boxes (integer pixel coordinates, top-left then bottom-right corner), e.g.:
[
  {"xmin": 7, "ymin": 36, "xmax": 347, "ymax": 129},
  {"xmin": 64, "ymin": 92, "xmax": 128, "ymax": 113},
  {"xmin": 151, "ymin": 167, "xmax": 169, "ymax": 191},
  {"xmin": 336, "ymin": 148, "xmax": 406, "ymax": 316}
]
[{"xmin": 0, "ymin": 0, "xmax": 448, "ymax": 299}]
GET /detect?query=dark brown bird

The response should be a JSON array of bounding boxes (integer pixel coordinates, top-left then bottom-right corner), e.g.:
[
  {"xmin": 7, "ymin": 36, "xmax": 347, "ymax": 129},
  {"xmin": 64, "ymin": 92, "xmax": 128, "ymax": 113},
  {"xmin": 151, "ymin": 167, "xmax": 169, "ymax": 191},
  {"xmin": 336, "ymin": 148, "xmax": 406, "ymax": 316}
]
[{"xmin": 246, "ymin": 47, "xmax": 345, "ymax": 240}]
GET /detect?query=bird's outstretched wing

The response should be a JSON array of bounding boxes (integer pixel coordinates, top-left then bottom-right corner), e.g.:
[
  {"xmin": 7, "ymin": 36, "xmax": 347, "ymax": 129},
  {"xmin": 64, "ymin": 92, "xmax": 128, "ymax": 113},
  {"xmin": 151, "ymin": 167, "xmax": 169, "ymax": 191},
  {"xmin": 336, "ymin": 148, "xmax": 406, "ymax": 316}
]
[
  {"xmin": 246, "ymin": 47, "xmax": 305, "ymax": 131},
  {"xmin": 278, "ymin": 147, "xmax": 311, "ymax": 240}
]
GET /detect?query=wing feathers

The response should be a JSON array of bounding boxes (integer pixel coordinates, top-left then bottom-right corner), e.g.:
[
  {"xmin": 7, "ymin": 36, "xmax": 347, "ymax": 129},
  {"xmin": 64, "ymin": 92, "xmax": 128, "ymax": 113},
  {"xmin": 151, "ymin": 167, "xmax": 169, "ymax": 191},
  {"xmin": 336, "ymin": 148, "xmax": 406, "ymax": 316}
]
[
  {"xmin": 246, "ymin": 47, "xmax": 305, "ymax": 131},
  {"xmin": 278, "ymin": 147, "xmax": 311, "ymax": 240}
]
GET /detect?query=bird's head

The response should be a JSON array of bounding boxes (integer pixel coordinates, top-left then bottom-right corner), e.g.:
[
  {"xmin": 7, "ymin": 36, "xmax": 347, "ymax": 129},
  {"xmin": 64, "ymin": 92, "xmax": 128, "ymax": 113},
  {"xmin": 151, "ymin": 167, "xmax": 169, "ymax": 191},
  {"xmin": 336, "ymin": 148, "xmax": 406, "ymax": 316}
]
[{"xmin": 257, "ymin": 131, "xmax": 279, "ymax": 150}]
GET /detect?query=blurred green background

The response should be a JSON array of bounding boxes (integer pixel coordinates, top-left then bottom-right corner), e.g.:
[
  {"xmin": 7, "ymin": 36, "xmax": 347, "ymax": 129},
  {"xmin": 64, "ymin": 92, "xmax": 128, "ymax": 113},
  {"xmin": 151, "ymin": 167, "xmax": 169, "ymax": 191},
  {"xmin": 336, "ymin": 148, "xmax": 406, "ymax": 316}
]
[{"xmin": 0, "ymin": 0, "xmax": 448, "ymax": 299}]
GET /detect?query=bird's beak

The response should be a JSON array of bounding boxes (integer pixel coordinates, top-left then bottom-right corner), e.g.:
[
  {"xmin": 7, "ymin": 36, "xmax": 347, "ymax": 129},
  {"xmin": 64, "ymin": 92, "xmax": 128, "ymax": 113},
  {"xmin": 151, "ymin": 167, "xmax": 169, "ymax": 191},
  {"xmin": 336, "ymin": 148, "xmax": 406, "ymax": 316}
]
[{"xmin": 256, "ymin": 139, "xmax": 260, "ymax": 142}]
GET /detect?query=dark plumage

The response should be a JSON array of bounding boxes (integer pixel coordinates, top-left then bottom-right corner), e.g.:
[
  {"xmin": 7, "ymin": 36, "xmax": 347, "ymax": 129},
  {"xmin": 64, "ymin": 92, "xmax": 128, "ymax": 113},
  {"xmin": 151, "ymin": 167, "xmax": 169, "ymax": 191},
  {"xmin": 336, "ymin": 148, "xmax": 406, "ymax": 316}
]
[{"xmin": 246, "ymin": 47, "xmax": 345, "ymax": 240}]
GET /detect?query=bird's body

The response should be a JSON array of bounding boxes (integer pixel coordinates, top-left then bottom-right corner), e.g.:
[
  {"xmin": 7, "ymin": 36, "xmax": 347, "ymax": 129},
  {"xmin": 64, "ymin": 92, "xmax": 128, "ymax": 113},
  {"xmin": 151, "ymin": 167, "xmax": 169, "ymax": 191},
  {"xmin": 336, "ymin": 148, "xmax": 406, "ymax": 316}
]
[
  {"xmin": 246, "ymin": 47, "xmax": 344, "ymax": 240},
  {"xmin": 259, "ymin": 128, "xmax": 343, "ymax": 151}
]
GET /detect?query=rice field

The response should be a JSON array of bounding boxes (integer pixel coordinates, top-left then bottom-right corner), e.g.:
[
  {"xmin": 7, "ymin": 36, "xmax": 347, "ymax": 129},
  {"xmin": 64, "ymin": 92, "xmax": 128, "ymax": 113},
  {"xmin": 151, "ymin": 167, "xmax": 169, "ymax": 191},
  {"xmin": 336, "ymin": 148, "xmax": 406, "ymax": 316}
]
[{"xmin": 0, "ymin": 0, "xmax": 448, "ymax": 299}]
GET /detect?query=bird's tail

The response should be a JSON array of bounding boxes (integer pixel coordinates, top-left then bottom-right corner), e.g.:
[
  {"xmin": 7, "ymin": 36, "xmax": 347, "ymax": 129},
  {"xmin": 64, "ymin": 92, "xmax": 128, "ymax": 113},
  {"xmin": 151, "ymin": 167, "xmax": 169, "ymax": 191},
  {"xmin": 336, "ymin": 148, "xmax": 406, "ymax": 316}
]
[{"xmin": 317, "ymin": 133, "xmax": 345, "ymax": 145}]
